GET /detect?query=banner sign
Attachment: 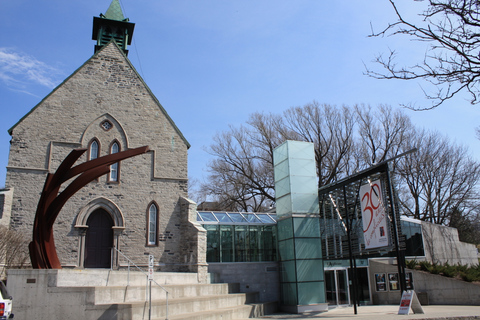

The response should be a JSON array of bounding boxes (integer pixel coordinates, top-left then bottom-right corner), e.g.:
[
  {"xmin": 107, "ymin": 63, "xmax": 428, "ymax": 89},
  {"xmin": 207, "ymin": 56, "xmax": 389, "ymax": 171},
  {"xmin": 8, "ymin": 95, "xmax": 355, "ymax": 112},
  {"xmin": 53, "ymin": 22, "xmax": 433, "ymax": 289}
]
[{"xmin": 359, "ymin": 179, "xmax": 389, "ymax": 249}]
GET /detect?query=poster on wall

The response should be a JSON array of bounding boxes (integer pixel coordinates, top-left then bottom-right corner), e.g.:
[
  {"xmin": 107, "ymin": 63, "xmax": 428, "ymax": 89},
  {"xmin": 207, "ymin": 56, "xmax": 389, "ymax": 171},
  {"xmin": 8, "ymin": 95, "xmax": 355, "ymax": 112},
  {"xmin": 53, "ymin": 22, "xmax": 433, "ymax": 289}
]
[
  {"xmin": 359, "ymin": 179, "xmax": 389, "ymax": 249},
  {"xmin": 375, "ymin": 273, "xmax": 386, "ymax": 291},
  {"xmin": 406, "ymin": 272, "xmax": 414, "ymax": 290},
  {"xmin": 388, "ymin": 273, "xmax": 400, "ymax": 291}
]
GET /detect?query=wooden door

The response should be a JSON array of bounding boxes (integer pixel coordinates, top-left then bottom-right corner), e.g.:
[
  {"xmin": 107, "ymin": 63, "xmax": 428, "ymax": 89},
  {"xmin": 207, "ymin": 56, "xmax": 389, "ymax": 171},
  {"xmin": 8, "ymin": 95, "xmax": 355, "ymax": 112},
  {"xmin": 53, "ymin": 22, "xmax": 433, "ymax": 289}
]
[{"xmin": 84, "ymin": 209, "xmax": 113, "ymax": 268}]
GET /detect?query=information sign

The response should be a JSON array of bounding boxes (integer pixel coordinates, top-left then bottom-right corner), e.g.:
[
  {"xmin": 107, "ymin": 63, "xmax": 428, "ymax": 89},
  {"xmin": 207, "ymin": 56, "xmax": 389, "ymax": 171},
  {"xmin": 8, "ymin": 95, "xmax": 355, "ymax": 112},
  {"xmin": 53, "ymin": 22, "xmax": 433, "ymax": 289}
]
[
  {"xmin": 148, "ymin": 255, "xmax": 154, "ymax": 280},
  {"xmin": 398, "ymin": 290, "xmax": 424, "ymax": 315}
]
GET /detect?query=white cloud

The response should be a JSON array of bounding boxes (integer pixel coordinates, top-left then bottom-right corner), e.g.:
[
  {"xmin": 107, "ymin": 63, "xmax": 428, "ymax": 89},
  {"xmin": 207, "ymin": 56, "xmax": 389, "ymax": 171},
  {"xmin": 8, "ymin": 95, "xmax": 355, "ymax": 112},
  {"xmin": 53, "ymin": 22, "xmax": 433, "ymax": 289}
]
[{"xmin": 0, "ymin": 47, "xmax": 62, "ymax": 91}]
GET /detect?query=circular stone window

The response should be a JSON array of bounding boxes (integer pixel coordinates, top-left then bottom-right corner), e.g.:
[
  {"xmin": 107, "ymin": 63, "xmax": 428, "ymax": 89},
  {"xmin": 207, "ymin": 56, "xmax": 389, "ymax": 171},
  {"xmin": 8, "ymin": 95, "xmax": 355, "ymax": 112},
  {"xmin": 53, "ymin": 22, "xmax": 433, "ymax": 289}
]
[{"xmin": 100, "ymin": 120, "xmax": 113, "ymax": 131}]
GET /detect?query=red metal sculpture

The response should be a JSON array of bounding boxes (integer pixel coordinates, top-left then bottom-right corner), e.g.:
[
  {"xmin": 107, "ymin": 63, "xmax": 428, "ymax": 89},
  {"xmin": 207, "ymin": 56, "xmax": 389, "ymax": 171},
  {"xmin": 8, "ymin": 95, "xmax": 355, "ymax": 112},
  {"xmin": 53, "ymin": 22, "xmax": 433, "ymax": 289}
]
[{"xmin": 29, "ymin": 145, "xmax": 150, "ymax": 269}]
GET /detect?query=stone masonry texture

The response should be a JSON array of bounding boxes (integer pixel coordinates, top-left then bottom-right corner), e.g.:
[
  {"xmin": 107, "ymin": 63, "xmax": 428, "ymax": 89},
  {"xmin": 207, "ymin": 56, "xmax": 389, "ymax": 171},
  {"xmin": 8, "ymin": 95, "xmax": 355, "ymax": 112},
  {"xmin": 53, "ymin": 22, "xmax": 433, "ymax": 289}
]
[{"xmin": 5, "ymin": 42, "xmax": 202, "ymax": 271}]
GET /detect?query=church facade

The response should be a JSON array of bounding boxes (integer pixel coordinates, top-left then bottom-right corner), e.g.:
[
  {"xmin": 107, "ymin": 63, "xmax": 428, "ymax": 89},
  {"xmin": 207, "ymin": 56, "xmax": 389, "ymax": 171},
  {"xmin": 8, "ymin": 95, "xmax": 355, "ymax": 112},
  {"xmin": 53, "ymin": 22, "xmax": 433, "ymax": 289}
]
[{"xmin": 3, "ymin": 0, "xmax": 206, "ymax": 275}]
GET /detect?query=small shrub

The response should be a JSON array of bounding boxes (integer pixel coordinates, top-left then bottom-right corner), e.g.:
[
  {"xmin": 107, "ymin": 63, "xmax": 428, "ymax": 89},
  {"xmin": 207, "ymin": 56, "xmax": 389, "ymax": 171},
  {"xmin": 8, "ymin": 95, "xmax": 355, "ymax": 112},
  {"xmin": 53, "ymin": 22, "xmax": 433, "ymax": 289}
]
[
  {"xmin": 405, "ymin": 259, "xmax": 418, "ymax": 269},
  {"xmin": 430, "ymin": 264, "xmax": 442, "ymax": 274},
  {"xmin": 460, "ymin": 271, "xmax": 475, "ymax": 282},
  {"xmin": 441, "ymin": 264, "xmax": 456, "ymax": 278},
  {"xmin": 418, "ymin": 260, "xmax": 432, "ymax": 272}
]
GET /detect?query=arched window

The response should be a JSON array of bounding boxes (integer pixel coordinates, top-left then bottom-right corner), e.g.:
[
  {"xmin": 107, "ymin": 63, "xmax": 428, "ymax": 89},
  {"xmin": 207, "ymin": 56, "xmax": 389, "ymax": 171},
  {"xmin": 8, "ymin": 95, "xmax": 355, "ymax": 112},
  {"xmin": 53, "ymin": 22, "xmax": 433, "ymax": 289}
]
[
  {"xmin": 147, "ymin": 203, "xmax": 158, "ymax": 246},
  {"xmin": 109, "ymin": 141, "xmax": 120, "ymax": 182},
  {"xmin": 89, "ymin": 139, "xmax": 100, "ymax": 161}
]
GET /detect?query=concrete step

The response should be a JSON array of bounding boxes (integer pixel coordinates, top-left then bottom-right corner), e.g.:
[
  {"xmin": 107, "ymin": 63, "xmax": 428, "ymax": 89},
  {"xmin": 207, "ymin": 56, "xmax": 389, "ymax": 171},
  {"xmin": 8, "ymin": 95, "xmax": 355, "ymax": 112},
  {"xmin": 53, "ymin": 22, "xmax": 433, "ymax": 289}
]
[
  {"xmin": 52, "ymin": 269, "xmax": 204, "ymax": 287},
  {"xmin": 95, "ymin": 292, "xmax": 260, "ymax": 319},
  {"xmin": 93, "ymin": 283, "xmax": 240, "ymax": 304},
  {"xmin": 158, "ymin": 301, "xmax": 278, "ymax": 320}
]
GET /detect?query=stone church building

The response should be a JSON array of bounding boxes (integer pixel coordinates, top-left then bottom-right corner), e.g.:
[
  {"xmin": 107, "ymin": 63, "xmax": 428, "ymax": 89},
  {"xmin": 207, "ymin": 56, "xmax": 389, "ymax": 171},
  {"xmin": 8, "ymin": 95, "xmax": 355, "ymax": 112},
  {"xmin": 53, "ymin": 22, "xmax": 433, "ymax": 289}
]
[{"xmin": 1, "ymin": 0, "xmax": 206, "ymax": 274}]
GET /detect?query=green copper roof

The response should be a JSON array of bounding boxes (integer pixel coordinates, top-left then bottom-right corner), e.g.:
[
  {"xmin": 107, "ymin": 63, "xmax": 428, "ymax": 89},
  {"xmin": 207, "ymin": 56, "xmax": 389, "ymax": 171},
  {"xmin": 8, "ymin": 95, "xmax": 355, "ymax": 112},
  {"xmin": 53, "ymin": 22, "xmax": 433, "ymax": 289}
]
[{"xmin": 103, "ymin": 0, "xmax": 125, "ymax": 21}]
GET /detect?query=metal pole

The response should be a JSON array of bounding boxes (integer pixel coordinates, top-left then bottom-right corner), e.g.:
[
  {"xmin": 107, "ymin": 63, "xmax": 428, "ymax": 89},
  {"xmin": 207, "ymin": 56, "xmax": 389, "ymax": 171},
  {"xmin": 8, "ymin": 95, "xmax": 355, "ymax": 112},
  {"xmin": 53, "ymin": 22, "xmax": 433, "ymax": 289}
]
[
  {"xmin": 343, "ymin": 185, "xmax": 357, "ymax": 315},
  {"xmin": 385, "ymin": 166, "xmax": 407, "ymax": 295},
  {"xmin": 148, "ymin": 279, "xmax": 152, "ymax": 320}
]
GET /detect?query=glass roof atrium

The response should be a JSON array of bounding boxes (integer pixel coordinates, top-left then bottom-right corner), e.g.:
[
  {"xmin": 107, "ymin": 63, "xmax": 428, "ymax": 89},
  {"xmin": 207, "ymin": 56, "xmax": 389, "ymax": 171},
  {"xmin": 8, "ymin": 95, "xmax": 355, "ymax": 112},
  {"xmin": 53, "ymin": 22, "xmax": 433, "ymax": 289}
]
[{"xmin": 197, "ymin": 211, "xmax": 277, "ymax": 225}]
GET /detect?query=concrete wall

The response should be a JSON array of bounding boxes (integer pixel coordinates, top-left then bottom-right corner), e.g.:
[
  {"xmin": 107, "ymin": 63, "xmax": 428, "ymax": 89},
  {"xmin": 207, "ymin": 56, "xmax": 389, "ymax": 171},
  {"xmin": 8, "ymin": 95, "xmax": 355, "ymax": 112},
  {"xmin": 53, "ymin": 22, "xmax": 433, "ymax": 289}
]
[
  {"xmin": 208, "ymin": 262, "xmax": 280, "ymax": 302},
  {"xmin": 421, "ymin": 221, "xmax": 478, "ymax": 266},
  {"xmin": 369, "ymin": 259, "xmax": 480, "ymax": 305}
]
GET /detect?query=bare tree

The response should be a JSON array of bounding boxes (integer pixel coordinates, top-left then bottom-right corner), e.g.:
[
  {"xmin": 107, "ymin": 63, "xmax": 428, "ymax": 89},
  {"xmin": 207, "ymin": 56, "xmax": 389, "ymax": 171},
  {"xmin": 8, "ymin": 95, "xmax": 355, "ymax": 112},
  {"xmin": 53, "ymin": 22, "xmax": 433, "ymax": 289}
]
[
  {"xmin": 201, "ymin": 122, "xmax": 278, "ymax": 212},
  {"xmin": 202, "ymin": 102, "xmax": 357, "ymax": 211},
  {"xmin": 0, "ymin": 226, "xmax": 29, "ymax": 279},
  {"xmin": 283, "ymin": 102, "xmax": 357, "ymax": 187},
  {"xmin": 396, "ymin": 129, "xmax": 480, "ymax": 225},
  {"xmin": 367, "ymin": 0, "xmax": 480, "ymax": 109},
  {"xmin": 355, "ymin": 104, "xmax": 414, "ymax": 166},
  {"xmin": 201, "ymin": 102, "xmax": 480, "ymax": 231}
]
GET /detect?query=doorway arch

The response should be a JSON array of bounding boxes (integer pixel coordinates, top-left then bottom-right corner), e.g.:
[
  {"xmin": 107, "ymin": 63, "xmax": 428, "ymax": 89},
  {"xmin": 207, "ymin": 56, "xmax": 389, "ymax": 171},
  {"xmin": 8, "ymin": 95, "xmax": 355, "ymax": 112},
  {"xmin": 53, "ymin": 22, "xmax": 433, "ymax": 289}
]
[
  {"xmin": 75, "ymin": 197, "xmax": 125, "ymax": 268},
  {"xmin": 84, "ymin": 209, "xmax": 113, "ymax": 268}
]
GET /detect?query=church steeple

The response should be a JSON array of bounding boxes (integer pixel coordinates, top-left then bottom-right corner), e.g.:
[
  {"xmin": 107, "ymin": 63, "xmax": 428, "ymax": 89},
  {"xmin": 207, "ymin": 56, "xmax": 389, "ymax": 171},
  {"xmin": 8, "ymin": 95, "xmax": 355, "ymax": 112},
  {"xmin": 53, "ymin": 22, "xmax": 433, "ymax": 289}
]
[{"xmin": 92, "ymin": 0, "xmax": 135, "ymax": 56}]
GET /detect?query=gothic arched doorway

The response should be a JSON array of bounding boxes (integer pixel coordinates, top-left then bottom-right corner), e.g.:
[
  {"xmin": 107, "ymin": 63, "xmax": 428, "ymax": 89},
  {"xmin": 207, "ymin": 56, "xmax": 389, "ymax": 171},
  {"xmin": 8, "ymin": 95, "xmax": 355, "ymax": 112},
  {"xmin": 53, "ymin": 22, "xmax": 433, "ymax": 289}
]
[{"xmin": 84, "ymin": 209, "xmax": 113, "ymax": 268}]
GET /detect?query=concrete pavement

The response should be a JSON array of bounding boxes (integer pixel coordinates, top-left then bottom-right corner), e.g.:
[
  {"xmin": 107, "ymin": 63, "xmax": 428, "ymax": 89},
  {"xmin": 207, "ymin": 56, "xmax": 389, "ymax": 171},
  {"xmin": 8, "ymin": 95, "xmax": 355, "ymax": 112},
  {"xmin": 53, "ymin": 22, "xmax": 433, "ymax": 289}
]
[{"xmin": 252, "ymin": 305, "xmax": 480, "ymax": 320}]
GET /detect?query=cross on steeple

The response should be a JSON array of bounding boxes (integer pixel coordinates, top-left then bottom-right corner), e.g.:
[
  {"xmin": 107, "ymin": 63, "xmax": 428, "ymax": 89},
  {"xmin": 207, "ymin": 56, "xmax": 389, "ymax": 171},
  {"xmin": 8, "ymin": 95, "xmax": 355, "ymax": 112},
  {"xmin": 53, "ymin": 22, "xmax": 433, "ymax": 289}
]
[{"xmin": 92, "ymin": 0, "xmax": 135, "ymax": 55}]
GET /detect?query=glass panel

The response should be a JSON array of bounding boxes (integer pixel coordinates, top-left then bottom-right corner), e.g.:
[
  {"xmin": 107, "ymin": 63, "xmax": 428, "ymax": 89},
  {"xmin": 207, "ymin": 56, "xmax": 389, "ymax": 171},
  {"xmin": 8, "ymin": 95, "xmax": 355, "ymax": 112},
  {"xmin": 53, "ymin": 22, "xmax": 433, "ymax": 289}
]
[
  {"xmin": 110, "ymin": 142, "xmax": 119, "ymax": 181},
  {"xmin": 281, "ymin": 283, "xmax": 298, "ymax": 306},
  {"xmin": 295, "ymin": 238, "xmax": 322, "ymax": 259},
  {"xmin": 244, "ymin": 214, "xmax": 261, "ymax": 223},
  {"xmin": 235, "ymin": 225, "xmax": 247, "ymax": 262},
  {"xmin": 336, "ymin": 270, "xmax": 349, "ymax": 305},
  {"xmin": 294, "ymin": 217, "xmax": 320, "ymax": 237},
  {"xmin": 262, "ymin": 225, "xmax": 277, "ymax": 261},
  {"xmin": 325, "ymin": 270, "xmax": 337, "ymax": 305},
  {"xmin": 257, "ymin": 214, "xmax": 275, "ymax": 223},
  {"xmin": 278, "ymin": 239, "xmax": 294, "ymax": 261},
  {"xmin": 90, "ymin": 141, "xmax": 98, "ymax": 160},
  {"xmin": 277, "ymin": 218, "xmax": 293, "ymax": 241},
  {"xmin": 280, "ymin": 260, "xmax": 297, "ymax": 283},
  {"xmin": 297, "ymin": 282, "xmax": 325, "ymax": 305},
  {"xmin": 220, "ymin": 225, "xmax": 233, "ymax": 262},
  {"xmin": 196, "ymin": 213, "xmax": 203, "ymax": 222},
  {"xmin": 247, "ymin": 226, "xmax": 261, "ymax": 262},
  {"xmin": 296, "ymin": 259, "xmax": 324, "ymax": 282},
  {"xmin": 276, "ymin": 193, "xmax": 292, "ymax": 217},
  {"xmin": 199, "ymin": 212, "xmax": 217, "ymax": 222},
  {"xmin": 214, "ymin": 212, "xmax": 232, "ymax": 223},
  {"xmin": 228, "ymin": 213, "xmax": 247, "ymax": 223},
  {"xmin": 205, "ymin": 225, "xmax": 220, "ymax": 262},
  {"xmin": 148, "ymin": 205, "xmax": 157, "ymax": 244}
]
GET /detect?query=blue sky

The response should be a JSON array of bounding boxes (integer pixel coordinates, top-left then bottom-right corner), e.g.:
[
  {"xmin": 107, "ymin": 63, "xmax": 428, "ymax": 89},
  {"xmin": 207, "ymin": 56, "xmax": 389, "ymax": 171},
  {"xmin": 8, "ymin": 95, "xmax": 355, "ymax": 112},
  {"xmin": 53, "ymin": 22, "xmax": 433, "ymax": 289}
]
[{"xmin": 1, "ymin": 0, "xmax": 479, "ymax": 187}]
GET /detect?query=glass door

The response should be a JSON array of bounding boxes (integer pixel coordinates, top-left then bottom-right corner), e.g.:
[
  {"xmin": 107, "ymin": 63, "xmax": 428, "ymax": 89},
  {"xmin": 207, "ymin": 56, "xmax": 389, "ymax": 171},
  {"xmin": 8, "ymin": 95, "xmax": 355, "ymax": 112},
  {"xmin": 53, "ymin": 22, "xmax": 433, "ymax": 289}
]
[{"xmin": 325, "ymin": 268, "xmax": 350, "ymax": 306}]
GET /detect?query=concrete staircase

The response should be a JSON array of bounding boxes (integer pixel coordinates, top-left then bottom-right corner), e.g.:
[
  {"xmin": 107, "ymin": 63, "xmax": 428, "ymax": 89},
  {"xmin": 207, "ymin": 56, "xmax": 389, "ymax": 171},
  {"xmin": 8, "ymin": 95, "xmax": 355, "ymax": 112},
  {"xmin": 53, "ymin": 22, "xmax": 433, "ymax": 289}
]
[{"xmin": 7, "ymin": 269, "xmax": 277, "ymax": 320}]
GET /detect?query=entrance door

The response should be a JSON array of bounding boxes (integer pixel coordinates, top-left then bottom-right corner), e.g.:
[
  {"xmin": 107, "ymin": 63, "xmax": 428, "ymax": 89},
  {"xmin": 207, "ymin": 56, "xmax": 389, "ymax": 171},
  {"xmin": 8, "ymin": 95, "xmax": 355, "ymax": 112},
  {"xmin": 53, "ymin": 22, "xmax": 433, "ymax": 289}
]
[
  {"xmin": 325, "ymin": 269, "xmax": 350, "ymax": 306},
  {"xmin": 84, "ymin": 209, "xmax": 113, "ymax": 268}
]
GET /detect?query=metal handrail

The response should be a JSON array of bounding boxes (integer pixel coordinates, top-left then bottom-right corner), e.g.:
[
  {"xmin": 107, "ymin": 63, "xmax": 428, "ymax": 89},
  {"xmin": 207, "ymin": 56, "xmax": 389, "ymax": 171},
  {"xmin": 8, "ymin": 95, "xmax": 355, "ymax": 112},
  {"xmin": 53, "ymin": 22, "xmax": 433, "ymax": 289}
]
[{"xmin": 111, "ymin": 247, "xmax": 169, "ymax": 320}]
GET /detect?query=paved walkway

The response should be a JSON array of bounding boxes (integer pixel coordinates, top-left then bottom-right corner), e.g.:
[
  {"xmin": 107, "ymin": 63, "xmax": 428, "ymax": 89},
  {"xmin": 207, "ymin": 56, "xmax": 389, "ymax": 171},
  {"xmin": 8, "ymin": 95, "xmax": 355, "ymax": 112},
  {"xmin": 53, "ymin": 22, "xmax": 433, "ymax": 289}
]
[{"xmin": 255, "ymin": 305, "xmax": 480, "ymax": 320}]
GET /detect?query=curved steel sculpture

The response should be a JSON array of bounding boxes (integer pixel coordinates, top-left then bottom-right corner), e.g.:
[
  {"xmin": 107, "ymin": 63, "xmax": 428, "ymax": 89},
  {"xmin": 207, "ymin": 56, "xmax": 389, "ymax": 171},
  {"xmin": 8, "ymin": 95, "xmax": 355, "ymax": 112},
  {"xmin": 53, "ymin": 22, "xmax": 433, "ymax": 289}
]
[{"xmin": 29, "ymin": 145, "xmax": 150, "ymax": 269}]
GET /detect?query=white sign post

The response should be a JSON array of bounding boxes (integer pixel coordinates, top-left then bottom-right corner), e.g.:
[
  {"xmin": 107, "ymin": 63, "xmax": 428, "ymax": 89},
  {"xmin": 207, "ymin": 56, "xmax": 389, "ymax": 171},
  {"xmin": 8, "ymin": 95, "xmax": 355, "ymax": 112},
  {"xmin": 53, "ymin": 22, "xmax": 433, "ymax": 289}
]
[
  {"xmin": 359, "ymin": 179, "xmax": 389, "ymax": 249},
  {"xmin": 148, "ymin": 255, "xmax": 154, "ymax": 320},
  {"xmin": 148, "ymin": 254, "xmax": 154, "ymax": 280}
]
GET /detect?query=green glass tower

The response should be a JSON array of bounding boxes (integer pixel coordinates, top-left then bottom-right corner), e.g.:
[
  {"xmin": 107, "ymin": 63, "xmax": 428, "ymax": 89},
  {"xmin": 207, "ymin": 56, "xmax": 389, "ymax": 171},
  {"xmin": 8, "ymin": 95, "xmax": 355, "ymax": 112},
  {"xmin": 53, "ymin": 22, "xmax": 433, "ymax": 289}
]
[
  {"xmin": 274, "ymin": 140, "xmax": 327, "ymax": 313},
  {"xmin": 92, "ymin": 0, "xmax": 135, "ymax": 55}
]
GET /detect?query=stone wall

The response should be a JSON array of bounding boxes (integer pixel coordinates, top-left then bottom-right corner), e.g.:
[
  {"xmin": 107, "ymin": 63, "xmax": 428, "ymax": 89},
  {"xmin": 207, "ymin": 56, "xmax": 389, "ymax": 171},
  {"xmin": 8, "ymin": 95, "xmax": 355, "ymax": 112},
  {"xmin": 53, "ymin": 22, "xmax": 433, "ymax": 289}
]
[{"xmin": 4, "ymin": 42, "xmax": 199, "ymax": 271}]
